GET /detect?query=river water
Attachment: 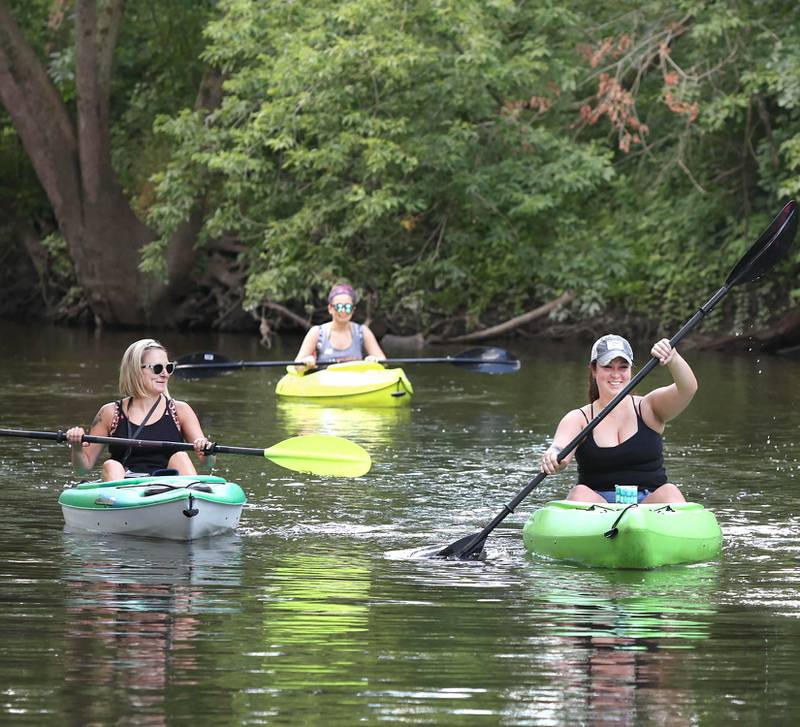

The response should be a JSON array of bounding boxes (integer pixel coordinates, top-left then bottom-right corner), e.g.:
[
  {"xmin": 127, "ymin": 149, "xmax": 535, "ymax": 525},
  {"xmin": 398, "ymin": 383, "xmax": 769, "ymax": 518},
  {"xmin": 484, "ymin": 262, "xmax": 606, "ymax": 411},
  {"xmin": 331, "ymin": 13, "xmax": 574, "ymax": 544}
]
[{"xmin": 1, "ymin": 322, "xmax": 799, "ymax": 724}]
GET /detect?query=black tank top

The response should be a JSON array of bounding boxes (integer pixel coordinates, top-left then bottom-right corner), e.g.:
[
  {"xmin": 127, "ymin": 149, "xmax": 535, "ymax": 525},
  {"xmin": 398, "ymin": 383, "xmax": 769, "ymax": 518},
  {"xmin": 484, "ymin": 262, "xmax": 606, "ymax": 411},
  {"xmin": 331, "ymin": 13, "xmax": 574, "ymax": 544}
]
[
  {"xmin": 575, "ymin": 396, "xmax": 667, "ymax": 490},
  {"xmin": 108, "ymin": 397, "xmax": 183, "ymax": 474}
]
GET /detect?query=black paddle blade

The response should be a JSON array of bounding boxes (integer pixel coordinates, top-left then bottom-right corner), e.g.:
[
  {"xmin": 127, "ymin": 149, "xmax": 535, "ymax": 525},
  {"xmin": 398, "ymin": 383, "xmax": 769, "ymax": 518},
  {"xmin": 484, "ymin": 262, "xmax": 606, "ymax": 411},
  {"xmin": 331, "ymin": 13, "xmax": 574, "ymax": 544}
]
[
  {"xmin": 453, "ymin": 347, "xmax": 521, "ymax": 374},
  {"xmin": 726, "ymin": 200, "xmax": 797, "ymax": 287},
  {"xmin": 173, "ymin": 351, "xmax": 237, "ymax": 379},
  {"xmin": 434, "ymin": 532, "xmax": 487, "ymax": 560}
]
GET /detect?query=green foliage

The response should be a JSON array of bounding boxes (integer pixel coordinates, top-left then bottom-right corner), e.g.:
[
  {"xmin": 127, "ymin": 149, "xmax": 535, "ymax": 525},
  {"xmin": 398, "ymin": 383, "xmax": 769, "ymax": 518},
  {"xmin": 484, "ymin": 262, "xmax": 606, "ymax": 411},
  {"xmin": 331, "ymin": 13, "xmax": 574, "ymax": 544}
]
[
  {"xmin": 5, "ymin": 0, "xmax": 800, "ymax": 333},
  {"xmin": 149, "ymin": 0, "xmax": 619, "ymax": 330}
]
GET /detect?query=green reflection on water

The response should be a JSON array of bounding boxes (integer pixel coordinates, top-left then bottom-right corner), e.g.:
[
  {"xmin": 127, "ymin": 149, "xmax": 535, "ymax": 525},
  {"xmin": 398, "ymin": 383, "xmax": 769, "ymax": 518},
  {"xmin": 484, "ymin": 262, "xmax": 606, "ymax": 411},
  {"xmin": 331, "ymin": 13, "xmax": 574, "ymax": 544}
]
[
  {"xmin": 259, "ymin": 554, "xmax": 371, "ymax": 688},
  {"xmin": 275, "ymin": 400, "xmax": 411, "ymax": 442},
  {"xmin": 532, "ymin": 562, "xmax": 718, "ymax": 642}
]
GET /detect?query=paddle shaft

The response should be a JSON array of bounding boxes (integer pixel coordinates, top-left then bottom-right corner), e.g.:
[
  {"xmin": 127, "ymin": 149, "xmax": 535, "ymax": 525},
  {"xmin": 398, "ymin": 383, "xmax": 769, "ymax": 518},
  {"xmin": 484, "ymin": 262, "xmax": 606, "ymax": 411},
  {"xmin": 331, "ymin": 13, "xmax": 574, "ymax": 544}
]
[
  {"xmin": 175, "ymin": 348, "xmax": 518, "ymax": 372},
  {"xmin": 173, "ymin": 358, "xmax": 502, "ymax": 371},
  {"xmin": 373, "ymin": 357, "xmax": 514, "ymax": 365},
  {"xmin": 0, "ymin": 428, "xmax": 263, "ymax": 456},
  {"xmin": 176, "ymin": 360, "xmax": 294, "ymax": 371},
  {"xmin": 451, "ymin": 282, "xmax": 732, "ymax": 556}
]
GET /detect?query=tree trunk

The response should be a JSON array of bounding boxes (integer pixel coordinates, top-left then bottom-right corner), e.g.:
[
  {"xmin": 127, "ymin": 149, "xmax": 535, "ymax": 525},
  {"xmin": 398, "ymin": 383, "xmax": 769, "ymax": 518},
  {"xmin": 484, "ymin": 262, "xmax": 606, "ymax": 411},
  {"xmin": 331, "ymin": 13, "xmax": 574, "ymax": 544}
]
[{"xmin": 0, "ymin": 1, "xmax": 216, "ymax": 326}]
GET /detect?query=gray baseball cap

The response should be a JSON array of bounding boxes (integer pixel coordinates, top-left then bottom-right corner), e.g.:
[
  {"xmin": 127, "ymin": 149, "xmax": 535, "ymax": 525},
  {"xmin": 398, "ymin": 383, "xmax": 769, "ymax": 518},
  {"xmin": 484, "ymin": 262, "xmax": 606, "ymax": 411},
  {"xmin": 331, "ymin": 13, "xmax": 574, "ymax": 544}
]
[{"xmin": 590, "ymin": 334, "xmax": 634, "ymax": 366}]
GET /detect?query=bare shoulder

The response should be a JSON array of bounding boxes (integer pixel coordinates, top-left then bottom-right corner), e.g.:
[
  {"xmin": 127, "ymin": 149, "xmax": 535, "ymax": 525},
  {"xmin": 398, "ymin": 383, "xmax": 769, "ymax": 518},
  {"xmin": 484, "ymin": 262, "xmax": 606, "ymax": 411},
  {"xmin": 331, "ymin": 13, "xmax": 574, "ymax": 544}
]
[
  {"xmin": 172, "ymin": 399, "xmax": 194, "ymax": 414},
  {"xmin": 569, "ymin": 406, "xmax": 590, "ymax": 422},
  {"xmin": 90, "ymin": 402, "xmax": 118, "ymax": 432},
  {"xmin": 96, "ymin": 401, "xmax": 120, "ymax": 421},
  {"xmin": 637, "ymin": 390, "xmax": 659, "ymax": 415},
  {"xmin": 561, "ymin": 407, "xmax": 589, "ymax": 430}
]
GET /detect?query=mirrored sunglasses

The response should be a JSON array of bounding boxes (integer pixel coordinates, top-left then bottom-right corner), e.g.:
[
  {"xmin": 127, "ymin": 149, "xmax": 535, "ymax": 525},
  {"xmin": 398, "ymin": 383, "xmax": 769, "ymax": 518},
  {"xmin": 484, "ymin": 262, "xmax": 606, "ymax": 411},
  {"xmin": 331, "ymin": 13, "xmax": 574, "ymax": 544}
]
[
  {"xmin": 332, "ymin": 303, "xmax": 354, "ymax": 314},
  {"xmin": 141, "ymin": 362, "xmax": 175, "ymax": 375}
]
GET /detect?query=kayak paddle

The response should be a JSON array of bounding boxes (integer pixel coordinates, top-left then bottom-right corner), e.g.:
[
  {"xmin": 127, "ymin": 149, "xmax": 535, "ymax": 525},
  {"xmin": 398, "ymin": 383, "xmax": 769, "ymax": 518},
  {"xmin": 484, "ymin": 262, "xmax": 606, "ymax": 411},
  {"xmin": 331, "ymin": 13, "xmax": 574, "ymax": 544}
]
[
  {"xmin": 376, "ymin": 347, "xmax": 520, "ymax": 374},
  {"xmin": 436, "ymin": 200, "xmax": 798, "ymax": 560},
  {"xmin": 174, "ymin": 346, "xmax": 520, "ymax": 378},
  {"xmin": 0, "ymin": 428, "xmax": 371, "ymax": 478}
]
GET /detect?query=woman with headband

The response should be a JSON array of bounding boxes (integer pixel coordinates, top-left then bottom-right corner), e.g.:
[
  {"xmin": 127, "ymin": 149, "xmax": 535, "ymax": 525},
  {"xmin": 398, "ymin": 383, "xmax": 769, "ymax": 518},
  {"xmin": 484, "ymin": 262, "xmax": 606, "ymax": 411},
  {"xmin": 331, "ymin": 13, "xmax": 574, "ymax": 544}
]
[{"xmin": 294, "ymin": 283, "xmax": 386, "ymax": 368}]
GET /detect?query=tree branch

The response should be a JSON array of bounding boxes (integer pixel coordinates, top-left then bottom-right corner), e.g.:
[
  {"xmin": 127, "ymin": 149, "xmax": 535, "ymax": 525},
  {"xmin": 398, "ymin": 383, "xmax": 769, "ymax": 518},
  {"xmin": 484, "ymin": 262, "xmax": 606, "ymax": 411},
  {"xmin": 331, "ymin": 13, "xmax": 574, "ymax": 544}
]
[
  {"xmin": 430, "ymin": 290, "xmax": 575, "ymax": 343},
  {"xmin": 96, "ymin": 0, "xmax": 124, "ymax": 97},
  {"xmin": 262, "ymin": 301, "xmax": 312, "ymax": 330},
  {"xmin": 0, "ymin": 0, "xmax": 81, "ymax": 218},
  {"xmin": 75, "ymin": 0, "xmax": 106, "ymax": 202}
]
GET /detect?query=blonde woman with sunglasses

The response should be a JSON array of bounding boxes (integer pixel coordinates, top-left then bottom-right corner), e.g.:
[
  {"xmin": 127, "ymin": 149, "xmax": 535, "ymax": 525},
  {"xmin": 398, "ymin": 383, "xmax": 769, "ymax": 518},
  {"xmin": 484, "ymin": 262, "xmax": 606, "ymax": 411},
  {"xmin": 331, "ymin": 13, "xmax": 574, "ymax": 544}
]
[
  {"xmin": 65, "ymin": 339, "xmax": 213, "ymax": 480},
  {"xmin": 294, "ymin": 283, "xmax": 385, "ymax": 369}
]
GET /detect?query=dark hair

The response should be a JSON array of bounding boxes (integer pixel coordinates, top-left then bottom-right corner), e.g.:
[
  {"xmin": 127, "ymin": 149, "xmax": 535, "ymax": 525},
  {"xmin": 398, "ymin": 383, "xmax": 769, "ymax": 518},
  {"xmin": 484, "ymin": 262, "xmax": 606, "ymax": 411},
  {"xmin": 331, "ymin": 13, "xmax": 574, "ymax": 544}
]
[{"xmin": 588, "ymin": 363, "xmax": 598, "ymax": 403}]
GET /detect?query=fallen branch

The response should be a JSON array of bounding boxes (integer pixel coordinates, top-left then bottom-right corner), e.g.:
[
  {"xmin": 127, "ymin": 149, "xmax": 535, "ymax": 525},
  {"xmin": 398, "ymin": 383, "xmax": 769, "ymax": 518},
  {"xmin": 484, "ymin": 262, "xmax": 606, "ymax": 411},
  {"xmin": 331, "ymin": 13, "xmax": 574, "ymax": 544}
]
[
  {"xmin": 431, "ymin": 290, "xmax": 574, "ymax": 343},
  {"xmin": 263, "ymin": 301, "xmax": 312, "ymax": 330}
]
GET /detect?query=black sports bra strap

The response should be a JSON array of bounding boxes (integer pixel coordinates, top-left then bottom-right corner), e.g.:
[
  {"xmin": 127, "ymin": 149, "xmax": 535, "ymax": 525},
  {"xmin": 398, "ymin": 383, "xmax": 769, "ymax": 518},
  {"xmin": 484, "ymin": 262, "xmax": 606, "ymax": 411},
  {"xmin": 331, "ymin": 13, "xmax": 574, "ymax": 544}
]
[{"xmin": 580, "ymin": 407, "xmax": 589, "ymax": 423}]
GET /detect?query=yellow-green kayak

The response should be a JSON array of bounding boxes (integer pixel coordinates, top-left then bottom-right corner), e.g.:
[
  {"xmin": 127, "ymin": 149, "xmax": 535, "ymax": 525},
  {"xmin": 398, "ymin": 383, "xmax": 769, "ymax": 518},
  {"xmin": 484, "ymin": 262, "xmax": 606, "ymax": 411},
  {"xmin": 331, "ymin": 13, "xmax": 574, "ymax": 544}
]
[
  {"xmin": 523, "ymin": 500, "xmax": 722, "ymax": 569},
  {"xmin": 275, "ymin": 361, "xmax": 413, "ymax": 406}
]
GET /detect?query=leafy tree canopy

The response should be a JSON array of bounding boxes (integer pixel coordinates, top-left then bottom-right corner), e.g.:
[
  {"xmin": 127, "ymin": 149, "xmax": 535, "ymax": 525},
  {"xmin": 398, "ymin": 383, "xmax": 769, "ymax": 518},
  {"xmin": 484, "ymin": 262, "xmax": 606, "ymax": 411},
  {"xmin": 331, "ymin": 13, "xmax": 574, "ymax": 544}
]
[{"xmin": 5, "ymin": 0, "xmax": 800, "ymax": 336}]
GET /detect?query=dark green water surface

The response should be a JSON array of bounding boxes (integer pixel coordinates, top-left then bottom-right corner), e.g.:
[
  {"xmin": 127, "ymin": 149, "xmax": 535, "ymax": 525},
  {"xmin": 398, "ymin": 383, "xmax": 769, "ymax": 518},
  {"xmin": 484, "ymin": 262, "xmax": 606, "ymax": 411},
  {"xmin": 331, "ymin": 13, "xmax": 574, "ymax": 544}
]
[{"xmin": 1, "ymin": 323, "xmax": 799, "ymax": 724}]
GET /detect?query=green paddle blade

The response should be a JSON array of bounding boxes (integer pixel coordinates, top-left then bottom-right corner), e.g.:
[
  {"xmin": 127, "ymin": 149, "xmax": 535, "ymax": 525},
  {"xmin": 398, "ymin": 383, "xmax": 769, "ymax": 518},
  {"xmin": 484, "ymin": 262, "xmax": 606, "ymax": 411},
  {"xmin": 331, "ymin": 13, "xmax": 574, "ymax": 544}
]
[{"xmin": 263, "ymin": 434, "xmax": 372, "ymax": 477}]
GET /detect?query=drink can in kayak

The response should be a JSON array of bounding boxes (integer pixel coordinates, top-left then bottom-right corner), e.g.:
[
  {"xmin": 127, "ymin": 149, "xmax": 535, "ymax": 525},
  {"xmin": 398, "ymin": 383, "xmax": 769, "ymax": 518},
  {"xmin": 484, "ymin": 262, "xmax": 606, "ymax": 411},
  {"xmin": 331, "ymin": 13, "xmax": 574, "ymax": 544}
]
[{"xmin": 615, "ymin": 485, "xmax": 638, "ymax": 504}]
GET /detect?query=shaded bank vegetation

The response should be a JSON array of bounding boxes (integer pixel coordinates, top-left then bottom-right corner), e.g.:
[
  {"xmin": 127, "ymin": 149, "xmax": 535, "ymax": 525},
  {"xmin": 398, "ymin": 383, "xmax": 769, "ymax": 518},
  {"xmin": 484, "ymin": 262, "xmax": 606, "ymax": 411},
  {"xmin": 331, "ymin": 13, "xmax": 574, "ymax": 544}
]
[{"xmin": 2, "ymin": 1, "xmax": 800, "ymax": 349}]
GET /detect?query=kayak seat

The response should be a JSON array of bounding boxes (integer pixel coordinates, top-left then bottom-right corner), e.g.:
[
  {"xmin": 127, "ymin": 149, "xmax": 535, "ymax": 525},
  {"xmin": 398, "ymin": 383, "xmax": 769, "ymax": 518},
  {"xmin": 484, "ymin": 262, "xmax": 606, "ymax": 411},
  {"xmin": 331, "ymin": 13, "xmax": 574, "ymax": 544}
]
[
  {"xmin": 142, "ymin": 481, "xmax": 214, "ymax": 496},
  {"xmin": 143, "ymin": 486, "xmax": 174, "ymax": 496}
]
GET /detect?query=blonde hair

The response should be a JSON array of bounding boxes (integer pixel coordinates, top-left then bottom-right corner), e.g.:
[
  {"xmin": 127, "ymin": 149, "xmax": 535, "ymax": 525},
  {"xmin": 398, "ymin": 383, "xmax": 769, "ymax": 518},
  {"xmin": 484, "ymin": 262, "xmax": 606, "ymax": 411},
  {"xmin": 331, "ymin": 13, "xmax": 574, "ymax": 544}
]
[{"xmin": 119, "ymin": 339, "xmax": 171, "ymax": 399}]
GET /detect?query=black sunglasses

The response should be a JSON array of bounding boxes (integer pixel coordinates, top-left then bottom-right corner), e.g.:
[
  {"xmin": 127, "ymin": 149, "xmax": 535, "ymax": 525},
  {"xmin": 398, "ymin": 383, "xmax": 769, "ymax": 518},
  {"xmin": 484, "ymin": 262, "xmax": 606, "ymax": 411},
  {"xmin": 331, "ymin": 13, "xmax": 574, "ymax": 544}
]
[{"xmin": 141, "ymin": 362, "xmax": 176, "ymax": 375}]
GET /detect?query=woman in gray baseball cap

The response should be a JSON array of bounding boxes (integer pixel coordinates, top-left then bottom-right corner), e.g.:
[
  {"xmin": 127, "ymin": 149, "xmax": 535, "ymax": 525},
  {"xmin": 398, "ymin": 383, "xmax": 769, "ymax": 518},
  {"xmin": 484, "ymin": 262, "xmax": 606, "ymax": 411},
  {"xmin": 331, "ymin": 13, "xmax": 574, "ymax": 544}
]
[{"xmin": 539, "ymin": 334, "xmax": 697, "ymax": 504}]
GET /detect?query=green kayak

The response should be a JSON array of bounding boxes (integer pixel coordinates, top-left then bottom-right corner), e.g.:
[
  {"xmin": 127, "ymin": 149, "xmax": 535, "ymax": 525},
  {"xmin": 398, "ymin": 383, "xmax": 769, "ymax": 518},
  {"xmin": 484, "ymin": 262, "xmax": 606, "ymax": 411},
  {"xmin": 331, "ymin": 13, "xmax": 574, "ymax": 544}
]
[{"xmin": 522, "ymin": 500, "xmax": 722, "ymax": 569}]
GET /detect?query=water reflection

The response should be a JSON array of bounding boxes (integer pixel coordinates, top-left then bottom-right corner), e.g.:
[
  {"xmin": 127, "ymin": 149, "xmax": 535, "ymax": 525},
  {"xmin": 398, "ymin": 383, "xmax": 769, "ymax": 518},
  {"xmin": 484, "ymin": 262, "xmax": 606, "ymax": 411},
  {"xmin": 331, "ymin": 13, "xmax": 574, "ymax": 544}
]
[
  {"xmin": 526, "ymin": 563, "xmax": 718, "ymax": 724},
  {"xmin": 61, "ymin": 532, "xmax": 243, "ymax": 593},
  {"xmin": 275, "ymin": 400, "xmax": 410, "ymax": 445},
  {"xmin": 533, "ymin": 563, "xmax": 718, "ymax": 639},
  {"xmin": 258, "ymin": 552, "xmax": 370, "ymax": 688},
  {"xmin": 60, "ymin": 534, "xmax": 243, "ymax": 725}
]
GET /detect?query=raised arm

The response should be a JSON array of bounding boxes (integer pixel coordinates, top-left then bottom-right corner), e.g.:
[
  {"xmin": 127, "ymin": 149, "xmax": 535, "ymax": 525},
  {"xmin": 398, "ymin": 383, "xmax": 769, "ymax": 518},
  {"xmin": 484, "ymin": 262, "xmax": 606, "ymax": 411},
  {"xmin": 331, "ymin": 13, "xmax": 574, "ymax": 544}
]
[{"xmin": 641, "ymin": 339, "xmax": 698, "ymax": 427}]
